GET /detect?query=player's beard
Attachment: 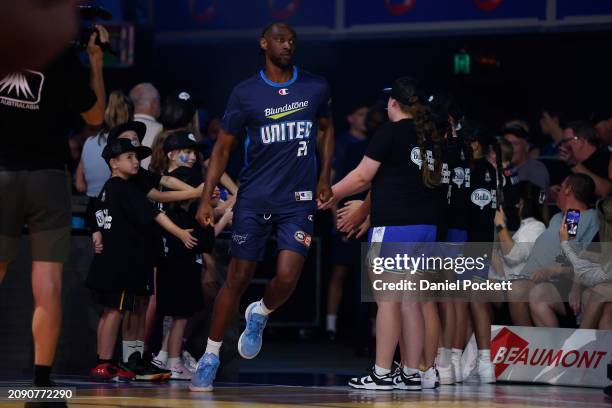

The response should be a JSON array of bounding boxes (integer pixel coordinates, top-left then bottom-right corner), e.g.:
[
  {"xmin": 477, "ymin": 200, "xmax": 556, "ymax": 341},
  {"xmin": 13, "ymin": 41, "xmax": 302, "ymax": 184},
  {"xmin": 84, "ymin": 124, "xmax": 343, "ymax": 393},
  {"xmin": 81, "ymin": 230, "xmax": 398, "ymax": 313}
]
[{"xmin": 269, "ymin": 53, "xmax": 293, "ymax": 70}]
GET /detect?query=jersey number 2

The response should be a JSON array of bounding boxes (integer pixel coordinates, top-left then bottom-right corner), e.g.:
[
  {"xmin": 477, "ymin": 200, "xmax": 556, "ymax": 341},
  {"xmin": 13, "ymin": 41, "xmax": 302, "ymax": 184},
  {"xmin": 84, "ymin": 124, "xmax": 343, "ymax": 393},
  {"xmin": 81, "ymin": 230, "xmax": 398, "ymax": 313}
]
[{"xmin": 297, "ymin": 141, "xmax": 307, "ymax": 157}]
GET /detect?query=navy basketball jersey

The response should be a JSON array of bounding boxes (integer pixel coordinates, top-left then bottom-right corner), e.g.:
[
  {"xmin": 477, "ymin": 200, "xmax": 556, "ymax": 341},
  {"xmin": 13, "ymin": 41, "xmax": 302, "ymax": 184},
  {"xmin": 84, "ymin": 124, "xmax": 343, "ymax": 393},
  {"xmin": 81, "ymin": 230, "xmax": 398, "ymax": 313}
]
[{"xmin": 221, "ymin": 66, "xmax": 331, "ymax": 213}]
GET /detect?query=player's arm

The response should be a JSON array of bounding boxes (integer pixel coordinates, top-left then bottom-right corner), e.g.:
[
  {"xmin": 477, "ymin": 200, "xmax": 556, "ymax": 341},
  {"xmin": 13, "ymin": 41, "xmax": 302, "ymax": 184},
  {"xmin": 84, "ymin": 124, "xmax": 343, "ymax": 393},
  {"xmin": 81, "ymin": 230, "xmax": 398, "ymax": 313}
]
[
  {"xmin": 197, "ymin": 128, "xmax": 235, "ymax": 226},
  {"xmin": 316, "ymin": 116, "xmax": 334, "ymax": 204}
]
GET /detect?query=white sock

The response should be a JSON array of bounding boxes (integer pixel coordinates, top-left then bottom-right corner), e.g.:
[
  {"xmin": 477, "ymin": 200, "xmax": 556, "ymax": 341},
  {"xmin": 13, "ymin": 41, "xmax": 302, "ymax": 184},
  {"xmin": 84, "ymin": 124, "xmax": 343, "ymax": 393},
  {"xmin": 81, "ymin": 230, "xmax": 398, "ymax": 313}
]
[
  {"xmin": 403, "ymin": 366, "xmax": 419, "ymax": 376},
  {"xmin": 253, "ymin": 299, "xmax": 273, "ymax": 316},
  {"xmin": 437, "ymin": 347, "xmax": 451, "ymax": 367},
  {"xmin": 155, "ymin": 350, "xmax": 168, "ymax": 364},
  {"xmin": 478, "ymin": 349, "xmax": 491, "ymax": 362},
  {"xmin": 167, "ymin": 357, "xmax": 180, "ymax": 369},
  {"xmin": 122, "ymin": 341, "xmax": 136, "ymax": 362},
  {"xmin": 205, "ymin": 338, "xmax": 222, "ymax": 357},
  {"xmin": 452, "ymin": 348, "xmax": 463, "ymax": 359},
  {"xmin": 135, "ymin": 340, "xmax": 145, "ymax": 359},
  {"xmin": 326, "ymin": 315, "xmax": 337, "ymax": 332},
  {"xmin": 374, "ymin": 365, "xmax": 391, "ymax": 376}
]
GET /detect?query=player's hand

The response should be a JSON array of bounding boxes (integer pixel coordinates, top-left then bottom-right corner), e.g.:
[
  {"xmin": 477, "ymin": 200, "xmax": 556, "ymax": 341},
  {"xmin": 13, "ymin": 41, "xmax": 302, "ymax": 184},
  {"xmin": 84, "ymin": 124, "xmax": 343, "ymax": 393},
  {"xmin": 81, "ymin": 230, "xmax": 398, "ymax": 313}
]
[
  {"xmin": 180, "ymin": 229, "xmax": 198, "ymax": 249},
  {"xmin": 559, "ymin": 218, "xmax": 570, "ymax": 242},
  {"xmin": 316, "ymin": 180, "xmax": 334, "ymax": 209},
  {"xmin": 196, "ymin": 201, "xmax": 215, "ymax": 227},
  {"xmin": 92, "ymin": 231, "xmax": 103, "ymax": 253},
  {"xmin": 87, "ymin": 24, "xmax": 109, "ymax": 68},
  {"xmin": 337, "ymin": 200, "xmax": 366, "ymax": 233}
]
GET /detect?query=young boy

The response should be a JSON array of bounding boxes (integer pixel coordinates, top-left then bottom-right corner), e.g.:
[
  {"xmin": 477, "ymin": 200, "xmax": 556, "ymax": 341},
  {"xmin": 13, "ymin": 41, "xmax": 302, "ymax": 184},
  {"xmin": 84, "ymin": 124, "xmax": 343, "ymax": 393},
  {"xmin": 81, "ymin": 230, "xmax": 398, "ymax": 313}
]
[{"xmin": 87, "ymin": 138, "xmax": 198, "ymax": 381}]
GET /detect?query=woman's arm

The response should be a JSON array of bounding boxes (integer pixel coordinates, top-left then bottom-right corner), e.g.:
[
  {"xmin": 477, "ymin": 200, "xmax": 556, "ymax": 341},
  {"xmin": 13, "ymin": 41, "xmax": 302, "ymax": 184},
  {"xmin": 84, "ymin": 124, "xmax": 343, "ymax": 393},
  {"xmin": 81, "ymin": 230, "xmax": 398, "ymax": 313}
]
[
  {"xmin": 147, "ymin": 188, "xmax": 201, "ymax": 203},
  {"xmin": 75, "ymin": 159, "xmax": 87, "ymax": 193},
  {"xmin": 321, "ymin": 157, "xmax": 380, "ymax": 209}
]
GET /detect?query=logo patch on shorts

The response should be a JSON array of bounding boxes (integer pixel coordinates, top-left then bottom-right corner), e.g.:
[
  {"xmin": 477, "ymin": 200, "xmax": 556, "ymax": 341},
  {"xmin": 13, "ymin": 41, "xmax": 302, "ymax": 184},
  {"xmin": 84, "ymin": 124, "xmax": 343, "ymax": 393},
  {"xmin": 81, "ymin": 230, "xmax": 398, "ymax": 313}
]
[
  {"xmin": 294, "ymin": 230, "xmax": 312, "ymax": 247},
  {"xmin": 232, "ymin": 232, "xmax": 248, "ymax": 245},
  {"xmin": 295, "ymin": 191, "xmax": 313, "ymax": 201}
]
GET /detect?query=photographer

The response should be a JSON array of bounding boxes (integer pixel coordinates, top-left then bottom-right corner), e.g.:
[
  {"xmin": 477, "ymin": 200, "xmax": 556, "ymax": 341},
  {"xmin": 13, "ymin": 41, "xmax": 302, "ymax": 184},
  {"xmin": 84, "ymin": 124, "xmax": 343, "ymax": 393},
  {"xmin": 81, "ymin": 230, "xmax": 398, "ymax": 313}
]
[{"xmin": 0, "ymin": 26, "xmax": 108, "ymax": 386}]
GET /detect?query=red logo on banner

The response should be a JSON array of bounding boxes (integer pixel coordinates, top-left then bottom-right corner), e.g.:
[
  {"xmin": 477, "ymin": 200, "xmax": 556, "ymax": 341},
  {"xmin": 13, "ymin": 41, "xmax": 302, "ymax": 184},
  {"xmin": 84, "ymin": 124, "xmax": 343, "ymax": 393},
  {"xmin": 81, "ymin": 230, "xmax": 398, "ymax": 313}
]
[
  {"xmin": 188, "ymin": 0, "xmax": 219, "ymax": 23},
  {"xmin": 269, "ymin": 0, "xmax": 300, "ymax": 20},
  {"xmin": 384, "ymin": 0, "xmax": 417, "ymax": 16},
  {"xmin": 474, "ymin": 0, "xmax": 503, "ymax": 12},
  {"xmin": 491, "ymin": 327, "xmax": 529, "ymax": 378}
]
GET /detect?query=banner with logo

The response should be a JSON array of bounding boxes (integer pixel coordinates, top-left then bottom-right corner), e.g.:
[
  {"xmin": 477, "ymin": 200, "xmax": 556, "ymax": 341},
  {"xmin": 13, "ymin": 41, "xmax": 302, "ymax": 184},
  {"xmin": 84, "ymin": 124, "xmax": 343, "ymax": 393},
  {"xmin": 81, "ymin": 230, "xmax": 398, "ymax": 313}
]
[
  {"xmin": 155, "ymin": 0, "xmax": 334, "ymax": 32},
  {"xmin": 345, "ymin": 0, "xmax": 546, "ymax": 27},
  {"xmin": 557, "ymin": 0, "xmax": 612, "ymax": 19},
  {"xmin": 481, "ymin": 325, "xmax": 610, "ymax": 387}
]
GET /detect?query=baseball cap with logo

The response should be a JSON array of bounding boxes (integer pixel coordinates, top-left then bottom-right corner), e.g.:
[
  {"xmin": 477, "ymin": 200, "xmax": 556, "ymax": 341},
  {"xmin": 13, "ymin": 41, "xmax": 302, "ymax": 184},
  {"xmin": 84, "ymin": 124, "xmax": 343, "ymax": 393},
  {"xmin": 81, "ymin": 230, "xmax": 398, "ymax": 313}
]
[
  {"xmin": 102, "ymin": 138, "xmax": 152, "ymax": 163},
  {"xmin": 107, "ymin": 121, "xmax": 147, "ymax": 142},
  {"xmin": 382, "ymin": 77, "xmax": 430, "ymax": 106},
  {"xmin": 163, "ymin": 131, "xmax": 206, "ymax": 154}
]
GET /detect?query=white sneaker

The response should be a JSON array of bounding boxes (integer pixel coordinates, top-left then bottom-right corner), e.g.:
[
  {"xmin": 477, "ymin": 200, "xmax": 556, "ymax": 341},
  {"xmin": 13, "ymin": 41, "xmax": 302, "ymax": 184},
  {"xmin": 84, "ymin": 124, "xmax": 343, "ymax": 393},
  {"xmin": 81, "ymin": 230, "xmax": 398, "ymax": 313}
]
[
  {"xmin": 437, "ymin": 364, "xmax": 455, "ymax": 385},
  {"xmin": 421, "ymin": 367, "xmax": 438, "ymax": 389},
  {"xmin": 451, "ymin": 353, "xmax": 463, "ymax": 383},
  {"xmin": 182, "ymin": 351, "xmax": 198, "ymax": 374},
  {"xmin": 477, "ymin": 358, "xmax": 496, "ymax": 384},
  {"xmin": 152, "ymin": 355, "xmax": 167, "ymax": 370},
  {"xmin": 170, "ymin": 362, "xmax": 193, "ymax": 381}
]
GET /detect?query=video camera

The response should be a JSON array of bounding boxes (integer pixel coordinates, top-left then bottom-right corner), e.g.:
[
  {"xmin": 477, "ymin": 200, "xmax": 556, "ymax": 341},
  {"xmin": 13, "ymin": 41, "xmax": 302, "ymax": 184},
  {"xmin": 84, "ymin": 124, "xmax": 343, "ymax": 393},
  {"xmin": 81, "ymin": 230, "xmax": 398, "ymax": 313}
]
[{"xmin": 73, "ymin": 5, "xmax": 117, "ymax": 56}]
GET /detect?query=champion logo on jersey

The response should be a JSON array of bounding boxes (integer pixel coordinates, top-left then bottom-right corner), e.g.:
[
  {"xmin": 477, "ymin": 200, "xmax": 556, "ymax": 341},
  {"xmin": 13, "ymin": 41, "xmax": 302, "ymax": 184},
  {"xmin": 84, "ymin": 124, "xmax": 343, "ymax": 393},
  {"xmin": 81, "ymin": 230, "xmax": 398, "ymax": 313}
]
[
  {"xmin": 265, "ymin": 100, "xmax": 309, "ymax": 120},
  {"xmin": 278, "ymin": 88, "xmax": 289, "ymax": 96},
  {"xmin": 0, "ymin": 70, "xmax": 45, "ymax": 110}
]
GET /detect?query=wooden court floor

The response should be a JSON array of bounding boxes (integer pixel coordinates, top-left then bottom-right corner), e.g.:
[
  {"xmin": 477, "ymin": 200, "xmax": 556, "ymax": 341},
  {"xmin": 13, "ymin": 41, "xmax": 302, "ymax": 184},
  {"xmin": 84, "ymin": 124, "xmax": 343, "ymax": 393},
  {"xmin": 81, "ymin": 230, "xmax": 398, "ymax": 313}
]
[{"xmin": 1, "ymin": 379, "xmax": 609, "ymax": 408}]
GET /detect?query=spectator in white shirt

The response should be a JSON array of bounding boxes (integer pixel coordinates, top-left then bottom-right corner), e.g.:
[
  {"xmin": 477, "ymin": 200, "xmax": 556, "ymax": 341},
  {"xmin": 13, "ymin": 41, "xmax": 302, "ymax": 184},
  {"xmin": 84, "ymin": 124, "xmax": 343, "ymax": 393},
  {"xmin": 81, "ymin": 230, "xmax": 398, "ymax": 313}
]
[
  {"xmin": 130, "ymin": 83, "xmax": 162, "ymax": 170},
  {"xmin": 493, "ymin": 181, "xmax": 548, "ymax": 325}
]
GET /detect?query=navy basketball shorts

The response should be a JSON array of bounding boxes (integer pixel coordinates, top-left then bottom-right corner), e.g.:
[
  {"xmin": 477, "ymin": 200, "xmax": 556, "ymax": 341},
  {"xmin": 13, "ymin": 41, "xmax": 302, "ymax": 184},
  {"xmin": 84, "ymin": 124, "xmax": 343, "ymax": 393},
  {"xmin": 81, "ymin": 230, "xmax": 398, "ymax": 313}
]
[{"xmin": 230, "ymin": 209, "xmax": 314, "ymax": 262}]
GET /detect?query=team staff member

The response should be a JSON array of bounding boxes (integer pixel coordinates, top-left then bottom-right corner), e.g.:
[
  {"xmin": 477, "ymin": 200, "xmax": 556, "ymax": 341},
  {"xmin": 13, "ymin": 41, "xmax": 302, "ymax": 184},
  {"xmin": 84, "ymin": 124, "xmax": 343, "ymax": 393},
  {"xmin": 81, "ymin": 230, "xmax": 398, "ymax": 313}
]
[
  {"xmin": 322, "ymin": 77, "xmax": 445, "ymax": 391},
  {"xmin": 0, "ymin": 28, "xmax": 108, "ymax": 387}
]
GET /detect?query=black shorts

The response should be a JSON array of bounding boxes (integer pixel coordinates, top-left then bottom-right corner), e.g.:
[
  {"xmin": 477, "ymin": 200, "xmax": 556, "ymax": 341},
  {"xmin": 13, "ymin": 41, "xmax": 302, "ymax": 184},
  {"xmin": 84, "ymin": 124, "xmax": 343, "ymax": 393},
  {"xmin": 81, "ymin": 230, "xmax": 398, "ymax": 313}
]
[
  {"xmin": 91, "ymin": 289, "xmax": 138, "ymax": 312},
  {"xmin": 0, "ymin": 169, "xmax": 71, "ymax": 263},
  {"xmin": 156, "ymin": 256, "xmax": 203, "ymax": 317}
]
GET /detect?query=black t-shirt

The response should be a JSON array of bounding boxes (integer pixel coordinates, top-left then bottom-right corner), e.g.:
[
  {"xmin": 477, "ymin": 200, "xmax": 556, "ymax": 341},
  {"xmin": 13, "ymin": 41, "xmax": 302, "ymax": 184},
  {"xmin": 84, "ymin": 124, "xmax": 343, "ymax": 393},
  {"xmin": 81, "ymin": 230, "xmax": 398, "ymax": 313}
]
[
  {"xmin": 0, "ymin": 49, "xmax": 96, "ymax": 170},
  {"xmin": 87, "ymin": 177, "xmax": 160, "ymax": 295},
  {"xmin": 366, "ymin": 119, "xmax": 441, "ymax": 227},
  {"xmin": 466, "ymin": 158, "xmax": 497, "ymax": 243},
  {"xmin": 446, "ymin": 140, "xmax": 470, "ymax": 233},
  {"xmin": 582, "ymin": 148, "xmax": 611, "ymax": 180},
  {"xmin": 132, "ymin": 167, "xmax": 163, "ymax": 195}
]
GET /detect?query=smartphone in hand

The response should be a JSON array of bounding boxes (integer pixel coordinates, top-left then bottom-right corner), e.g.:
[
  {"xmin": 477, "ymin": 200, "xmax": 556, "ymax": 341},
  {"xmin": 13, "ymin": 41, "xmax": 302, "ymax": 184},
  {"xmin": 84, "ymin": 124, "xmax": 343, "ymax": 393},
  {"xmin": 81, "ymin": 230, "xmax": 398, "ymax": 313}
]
[{"xmin": 565, "ymin": 209, "xmax": 581, "ymax": 239}]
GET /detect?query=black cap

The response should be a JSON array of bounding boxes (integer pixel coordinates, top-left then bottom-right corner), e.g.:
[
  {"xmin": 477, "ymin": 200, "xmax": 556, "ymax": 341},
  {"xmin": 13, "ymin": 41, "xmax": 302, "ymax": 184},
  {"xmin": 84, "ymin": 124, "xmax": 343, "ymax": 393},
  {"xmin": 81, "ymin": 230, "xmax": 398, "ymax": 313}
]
[
  {"xmin": 161, "ymin": 90, "xmax": 197, "ymax": 130},
  {"xmin": 382, "ymin": 77, "xmax": 428, "ymax": 106},
  {"xmin": 102, "ymin": 138, "xmax": 152, "ymax": 163},
  {"xmin": 108, "ymin": 121, "xmax": 147, "ymax": 142},
  {"xmin": 163, "ymin": 131, "xmax": 206, "ymax": 154},
  {"xmin": 502, "ymin": 125, "xmax": 530, "ymax": 141}
]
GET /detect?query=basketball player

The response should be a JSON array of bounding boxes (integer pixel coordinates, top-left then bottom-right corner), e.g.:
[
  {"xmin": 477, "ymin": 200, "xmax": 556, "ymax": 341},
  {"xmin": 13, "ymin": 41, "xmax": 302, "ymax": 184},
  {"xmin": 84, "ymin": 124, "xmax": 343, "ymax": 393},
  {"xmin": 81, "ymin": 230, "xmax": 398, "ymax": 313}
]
[{"xmin": 191, "ymin": 22, "xmax": 334, "ymax": 391}]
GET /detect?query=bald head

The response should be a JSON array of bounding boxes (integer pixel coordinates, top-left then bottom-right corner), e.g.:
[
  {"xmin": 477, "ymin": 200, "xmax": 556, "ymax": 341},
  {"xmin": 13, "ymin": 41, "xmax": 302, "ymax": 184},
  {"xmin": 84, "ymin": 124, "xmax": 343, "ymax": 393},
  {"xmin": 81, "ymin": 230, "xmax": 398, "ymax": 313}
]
[{"xmin": 129, "ymin": 83, "xmax": 161, "ymax": 118}]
